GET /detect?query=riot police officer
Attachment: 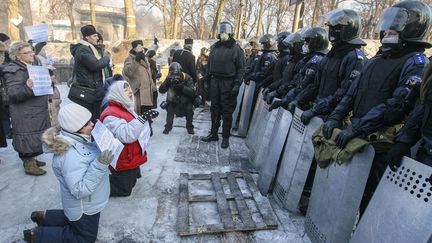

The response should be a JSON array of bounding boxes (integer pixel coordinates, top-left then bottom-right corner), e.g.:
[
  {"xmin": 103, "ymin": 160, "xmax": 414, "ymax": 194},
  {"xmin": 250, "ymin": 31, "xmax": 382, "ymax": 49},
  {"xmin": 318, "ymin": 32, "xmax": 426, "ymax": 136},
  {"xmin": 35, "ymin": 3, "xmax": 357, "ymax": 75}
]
[
  {"xmin": 295, "ymin": 9, "xmax": 367, "ymax": 125},
  {"xmin": 201, "ymin": 21, "xmax": 245, "ymax": 148},
  {"xmin": 270, "ymin": 27, "xmax": 328, "ymax": 111},
  {"xmin": 260, "ymin": 31, "xmax": 291, "ymax": 89},
  {"xmin": 265, "ymin": 31, "xmax": 305, "ymax": 106},
  {"xmin": 243, "ymin": 39, "xmax": 261, "ymax": 82},
  {"xmin": 245, "ymin": 34, "xmax": 278, "ymax": 89},
  {"xmin": 322, "ymin": 0, "xmax": 431, "ymax": 212}
]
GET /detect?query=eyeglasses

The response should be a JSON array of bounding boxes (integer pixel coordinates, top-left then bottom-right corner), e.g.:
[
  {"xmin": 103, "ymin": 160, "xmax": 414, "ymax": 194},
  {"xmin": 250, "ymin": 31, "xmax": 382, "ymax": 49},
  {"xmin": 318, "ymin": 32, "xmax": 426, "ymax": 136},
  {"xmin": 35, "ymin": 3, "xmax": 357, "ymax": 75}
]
[{"xmin": 19, "ymin": 51, "xmax": 35, "ymax": 55}]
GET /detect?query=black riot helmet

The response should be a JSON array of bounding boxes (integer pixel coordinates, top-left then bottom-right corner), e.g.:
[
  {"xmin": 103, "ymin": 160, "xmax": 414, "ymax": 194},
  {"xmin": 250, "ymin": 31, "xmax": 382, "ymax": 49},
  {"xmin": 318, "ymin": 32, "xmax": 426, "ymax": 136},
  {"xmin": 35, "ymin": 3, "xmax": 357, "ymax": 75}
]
[
  {"xmin": 169, "ymin": 62, "xmax": 182, "ymax": 76},
  {"xmin": 375, "ymin": 1, "xmax": 432, "ymax": 47},
  {"xmin": 322, "ymin": 9, "xmax": 365, "ymax": 45},
  {"xmin": 217, "ymin": 21, "xmax": 234, "ymax": 35},
  {"xmin": 303, "ymin": 27, "xmax": 329, "ymax": 54},
  {"xmin": 282, "ymin": 32, "xmax": 304, "ymax": 54},
  {"xmin": 277, "ymin": 31, "xmax": 291, "ymax": 53},
  {"xmin": 259, "ymin": 34, "xmax": 277, "ymax": 51}
]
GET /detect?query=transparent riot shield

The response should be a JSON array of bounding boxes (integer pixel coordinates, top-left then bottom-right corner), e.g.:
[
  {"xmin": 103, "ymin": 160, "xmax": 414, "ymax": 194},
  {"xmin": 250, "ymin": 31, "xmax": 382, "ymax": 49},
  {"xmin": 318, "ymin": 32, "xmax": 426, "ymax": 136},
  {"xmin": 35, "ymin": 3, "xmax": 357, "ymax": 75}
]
[
  {"xmin": 245, "ymin": 88, "xmax": 263, "ymax": 149},
  {"xmin": 257, "ymin": 107, "xmax": 292, "ymax": 195},
  {"xmin": 305, "ymin": 145, "xmax": 375, "ymax": 243},
  {"xmin": 231, "ymin": 82, "xmax": 246, "ymax": 131},
  {"xmin": 273, "ymin": 108, "xmax": 323, "ymax": 212},
  {"xmin": 237, "ymin": 82, "xmax": 255, "ymax": 137},
  {"xmin": 350, "ymin": 156, "xmax": 432, "ymax": 243}
]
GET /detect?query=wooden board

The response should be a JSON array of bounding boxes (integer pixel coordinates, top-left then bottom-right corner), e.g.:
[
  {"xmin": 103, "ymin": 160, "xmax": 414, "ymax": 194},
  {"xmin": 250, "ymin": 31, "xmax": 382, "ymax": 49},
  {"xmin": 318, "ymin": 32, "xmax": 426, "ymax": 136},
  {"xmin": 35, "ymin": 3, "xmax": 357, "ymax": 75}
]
[{"xmin": 177, "ymin": 172, "xmax": 278, "ymax": 236}]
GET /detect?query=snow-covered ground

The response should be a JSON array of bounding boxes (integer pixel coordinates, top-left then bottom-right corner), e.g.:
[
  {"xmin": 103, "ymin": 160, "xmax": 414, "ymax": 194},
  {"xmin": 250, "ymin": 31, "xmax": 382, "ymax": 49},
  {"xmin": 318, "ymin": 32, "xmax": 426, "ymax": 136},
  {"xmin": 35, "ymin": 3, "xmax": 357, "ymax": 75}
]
[{"xmin": 0, "ymin": 84, "xmax": 310, "ymax": 243}]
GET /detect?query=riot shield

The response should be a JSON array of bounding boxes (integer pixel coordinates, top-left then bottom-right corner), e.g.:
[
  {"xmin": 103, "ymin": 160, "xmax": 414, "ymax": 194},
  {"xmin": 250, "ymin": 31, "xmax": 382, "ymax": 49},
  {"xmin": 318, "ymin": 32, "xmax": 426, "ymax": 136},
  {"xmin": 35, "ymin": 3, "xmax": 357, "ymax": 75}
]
[
  {"xmin": 350, "ymin": 156, "xmax": 432, "ymax": 243},
  {"xmin": 231, "ymin": 82, "xmax": 246, "ymax": 131},
  {"xmin": 257, "ymin": 107, "xmax": 292, "ymax": 195},
  {"xmin": 250, "ymin": 102, "xmax": 278, "ymax": 170},
  {"xmin": 245, "ymin": 89, "xmax": 263, "ymax": 149},
  {"xmin": 237, "ymin": 82, "xmax": 256, "ymax": 137},
  {"xmin": 305, "ymin": 145, "xmax": 375, "ymax": 243},
  {"xmin": 273, "ymin": 108, "xmax": 323, "ymax": 212}
]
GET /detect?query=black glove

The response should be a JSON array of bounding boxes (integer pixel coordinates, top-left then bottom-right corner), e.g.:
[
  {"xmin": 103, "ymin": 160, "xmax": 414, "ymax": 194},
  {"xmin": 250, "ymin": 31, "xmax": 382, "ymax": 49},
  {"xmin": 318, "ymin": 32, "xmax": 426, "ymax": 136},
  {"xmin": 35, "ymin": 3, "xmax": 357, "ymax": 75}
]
[
  {"xmin": 244, "ymin": 79, "xmax": 251, "ymax": 85},
  {"xmin": 323, "ymin": 119, "xmax": 339, "ymax": 139},
  {"xmin": 301, "ymin": 109, "xmax": 315, "ymax": 125},
  {"xmin": 288, "ymin": 100, "xmax": 298, "ymax": 114},
  {"xmin": 135, "ymin": 51, "xmax": 146, "ymax": 62},
  {"xmin": 335, "ymin": 126, "xmax": 359, "ymax": 149},
  {"xmin": 231, "ymin": 83, "xmax": 240, "ymax": 97},
  {"xmin": 269, "ymin": 99, "xmax": 283, "ymax": 111},
  {"xmin": 140, "ymin": 110, "xmax": 159, "ymax": 121},
  {"xmin": 173, "ymin": 83, "xmax": 184, "ymax": 92},
  {"xmin": 387, "ymin": 142, "xmax": 411, "ymax": 172},
  {"xmin": 266, "ymin": 91, "xmax": 278, "ymax": 105},
  {"xmin": 98, "ymin": 150, "xmax": 114, "ymax": 165}
]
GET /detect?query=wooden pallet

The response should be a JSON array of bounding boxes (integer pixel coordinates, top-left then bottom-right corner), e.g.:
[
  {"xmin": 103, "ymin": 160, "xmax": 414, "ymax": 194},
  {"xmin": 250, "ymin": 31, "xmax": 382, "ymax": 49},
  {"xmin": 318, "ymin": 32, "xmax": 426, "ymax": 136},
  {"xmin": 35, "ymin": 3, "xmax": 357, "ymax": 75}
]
[{"xmin": 177, "ymin": 172, "xmax": 278, "ymax": 236}]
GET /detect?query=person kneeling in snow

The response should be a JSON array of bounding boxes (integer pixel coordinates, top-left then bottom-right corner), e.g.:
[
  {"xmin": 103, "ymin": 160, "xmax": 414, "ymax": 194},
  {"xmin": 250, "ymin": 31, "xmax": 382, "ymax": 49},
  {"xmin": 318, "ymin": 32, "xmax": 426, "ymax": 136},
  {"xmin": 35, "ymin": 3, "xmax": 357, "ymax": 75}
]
[
  {"xmin": 24, "ymin": 103, "xmax": 114, "ymax": 242},
  {"xmin": 100, "ymin": 80, "xmax": 159, "ymax": 197}
]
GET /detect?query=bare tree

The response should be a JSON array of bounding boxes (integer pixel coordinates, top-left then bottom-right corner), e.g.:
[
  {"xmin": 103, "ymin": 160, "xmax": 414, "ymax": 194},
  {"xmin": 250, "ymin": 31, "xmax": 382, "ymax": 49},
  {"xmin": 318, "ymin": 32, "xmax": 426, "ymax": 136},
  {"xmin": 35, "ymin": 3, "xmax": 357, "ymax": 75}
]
[
  {"xmin": 210, "ymin": 0, "xmax": 228, "ymax": 38},
  {"xmin": 124, "ymin": 0, "xmax": 137, "ymax": 38}
]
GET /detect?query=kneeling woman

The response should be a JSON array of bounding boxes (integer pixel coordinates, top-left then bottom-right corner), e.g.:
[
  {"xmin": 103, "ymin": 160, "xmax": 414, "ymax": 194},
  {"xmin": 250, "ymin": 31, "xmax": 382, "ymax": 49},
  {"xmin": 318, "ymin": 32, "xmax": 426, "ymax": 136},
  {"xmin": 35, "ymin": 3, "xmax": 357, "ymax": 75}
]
[{"xmin": 100, "ymin": 80, "xmax": 158, "ymax": 197}]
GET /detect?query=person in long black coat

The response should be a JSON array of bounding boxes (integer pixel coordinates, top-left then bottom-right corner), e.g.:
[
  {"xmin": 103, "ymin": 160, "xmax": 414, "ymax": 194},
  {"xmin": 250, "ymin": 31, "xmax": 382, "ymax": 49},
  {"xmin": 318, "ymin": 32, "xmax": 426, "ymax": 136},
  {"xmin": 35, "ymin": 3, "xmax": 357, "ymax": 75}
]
[{"xmin": 172, "ymin": 38, "xmax": 197, "ymax": 83}]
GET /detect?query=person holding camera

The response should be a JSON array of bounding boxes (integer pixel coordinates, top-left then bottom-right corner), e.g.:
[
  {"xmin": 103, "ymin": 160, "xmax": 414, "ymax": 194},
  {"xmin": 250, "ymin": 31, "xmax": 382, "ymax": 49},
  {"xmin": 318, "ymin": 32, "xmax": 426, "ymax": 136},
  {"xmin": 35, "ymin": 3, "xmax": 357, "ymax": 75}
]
[{"xmin": 159, "ymin": 62, "xmax": 196, "ymax": 135}]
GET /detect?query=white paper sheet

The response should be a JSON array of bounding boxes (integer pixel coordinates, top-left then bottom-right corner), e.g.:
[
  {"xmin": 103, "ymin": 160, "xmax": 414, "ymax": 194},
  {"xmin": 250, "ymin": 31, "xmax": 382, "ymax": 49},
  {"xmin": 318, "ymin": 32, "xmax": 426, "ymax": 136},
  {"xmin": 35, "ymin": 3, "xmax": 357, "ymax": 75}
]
[
  {"xmin": 91, "ymin": 121, "xmax": 124, "ymax": 169},
  {"xmin": 26, "ymin": 65, "xmax": 53, "ymax": 96},
  {"xmin": 24, "ymin": 24, "xmax": 49, "ymax": 43},
  {"xmin": 138, "ymin": 122, "xmax": 151, "ymax": 153}
]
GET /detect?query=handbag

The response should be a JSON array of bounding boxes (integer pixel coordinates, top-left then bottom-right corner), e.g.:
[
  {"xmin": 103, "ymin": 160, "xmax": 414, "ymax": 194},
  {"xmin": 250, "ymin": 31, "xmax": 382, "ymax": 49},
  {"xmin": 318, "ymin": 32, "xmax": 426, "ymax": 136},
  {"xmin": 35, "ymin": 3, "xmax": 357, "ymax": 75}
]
[{"xmin": 68, "ymin": 83, "xmax": 97, "ymax": 104}]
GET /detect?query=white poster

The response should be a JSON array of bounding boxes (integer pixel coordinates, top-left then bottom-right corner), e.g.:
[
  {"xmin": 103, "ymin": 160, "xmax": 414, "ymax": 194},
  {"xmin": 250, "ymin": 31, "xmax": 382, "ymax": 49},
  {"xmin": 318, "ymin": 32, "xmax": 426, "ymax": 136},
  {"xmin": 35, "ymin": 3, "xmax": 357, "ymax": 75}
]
[
  {"xmin": 24, "ymin": 24, "xmax": 49, "ymax": 43},
  {"xmin": 91, "ymin": 121, "xmax": 124, "ymax": 169},
  {"xmin": 26, "ymin": 65, "xmax": 53, "ymax": 96}
]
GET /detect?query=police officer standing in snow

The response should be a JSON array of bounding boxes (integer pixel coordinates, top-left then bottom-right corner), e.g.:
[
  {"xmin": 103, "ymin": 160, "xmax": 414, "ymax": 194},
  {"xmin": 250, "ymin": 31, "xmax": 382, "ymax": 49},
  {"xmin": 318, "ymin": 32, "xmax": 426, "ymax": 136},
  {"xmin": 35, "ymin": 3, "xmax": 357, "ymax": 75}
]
[
  {"xmin": 201, "ymin": 21, "xmax": 245, "ymax": 148},
  {"xmin": 322, "ymin": 0, "xmax": 431, "ymax": 212}
]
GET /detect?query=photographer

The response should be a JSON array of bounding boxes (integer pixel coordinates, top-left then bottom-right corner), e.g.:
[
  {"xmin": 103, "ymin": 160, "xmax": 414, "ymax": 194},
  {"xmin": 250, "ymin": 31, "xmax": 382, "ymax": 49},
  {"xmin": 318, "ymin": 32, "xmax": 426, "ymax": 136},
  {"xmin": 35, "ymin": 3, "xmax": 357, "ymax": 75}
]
[{"xmin": 159, "ymin": 62, "xmax": 196, "ymax": 135}]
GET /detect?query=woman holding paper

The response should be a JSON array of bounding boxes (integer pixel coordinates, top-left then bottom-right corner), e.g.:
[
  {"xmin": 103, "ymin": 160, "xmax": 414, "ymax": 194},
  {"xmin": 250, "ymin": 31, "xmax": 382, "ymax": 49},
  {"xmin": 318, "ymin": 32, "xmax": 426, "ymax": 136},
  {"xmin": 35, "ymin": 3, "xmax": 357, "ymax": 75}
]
[
  {"xmin": 24, "ymin": 103, "xmax": 114, "ymax": 242},
  {"xmin": 100, "ymin": 80, "xmax": 159, "ymax": 197},
  {"xmin": 2, "ymin": 41, "xmax": 50, "ymax": 176}
]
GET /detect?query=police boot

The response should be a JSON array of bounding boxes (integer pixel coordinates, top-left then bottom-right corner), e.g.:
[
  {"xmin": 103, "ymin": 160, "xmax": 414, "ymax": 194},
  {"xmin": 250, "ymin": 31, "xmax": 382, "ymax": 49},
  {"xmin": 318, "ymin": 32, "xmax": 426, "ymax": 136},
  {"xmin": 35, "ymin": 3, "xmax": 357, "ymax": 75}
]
[
  {"xmin": 23, "ymin": 158, "xmax": 46, "ymax": 176},
  {"xmin": 201, "ymin": 133, "xmax": 218, "ymax": 142},
  {"xmin": 221, "ymin": 137, "xmax": 229, "ymax": 149},
  {"xmin": 30, "ymin": 211, "xmax": 45, "ymax": 226},
  {"xmin": 34, "ymin": 158, "xmax": 46, "ymax": 167}
]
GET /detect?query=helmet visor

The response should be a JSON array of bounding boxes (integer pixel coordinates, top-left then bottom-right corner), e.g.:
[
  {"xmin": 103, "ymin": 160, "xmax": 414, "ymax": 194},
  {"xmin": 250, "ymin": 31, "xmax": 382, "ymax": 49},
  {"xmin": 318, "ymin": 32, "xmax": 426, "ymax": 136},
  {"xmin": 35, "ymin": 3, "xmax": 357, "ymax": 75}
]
[
  {"xmin": 282, "ymin": 33, "xmax": 303, "ymax": 47},
  {"xmin": 321, "ymin": 9, "xmax": 358, "ymax": 26},
  {"xmin": 218, "ymin": 23, "xmax": 233, "ymax": 35},
  {"xmin": 375, "ymin": 7, "xmax": 410, "ymax": 33}
]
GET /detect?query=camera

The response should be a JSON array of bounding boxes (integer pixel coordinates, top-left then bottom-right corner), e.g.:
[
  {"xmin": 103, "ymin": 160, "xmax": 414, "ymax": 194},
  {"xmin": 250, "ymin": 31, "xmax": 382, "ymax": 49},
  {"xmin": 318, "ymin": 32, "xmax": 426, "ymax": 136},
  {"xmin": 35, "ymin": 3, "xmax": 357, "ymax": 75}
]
[{"xmin": 160, "ymin": 101, "xmax": 168, "ymax": 110}]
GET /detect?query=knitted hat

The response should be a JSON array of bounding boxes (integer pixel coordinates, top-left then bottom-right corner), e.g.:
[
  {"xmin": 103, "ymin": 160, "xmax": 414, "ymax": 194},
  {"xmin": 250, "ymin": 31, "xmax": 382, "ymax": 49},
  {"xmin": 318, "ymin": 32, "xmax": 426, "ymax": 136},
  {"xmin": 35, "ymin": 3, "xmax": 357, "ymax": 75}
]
[
  {"xmin": 131, "ymin": 40, "xmax": 143, "ymax": 48},
  {"xmin": 184, "ymin": 38, "xmax": 193, "ymax": 45},
  {"xmin": 80, "ymin": 25, "xmax": 97, "ymax": 37},
  {"xmin": 0, "ymin": 33, "xmax": 10, "ymax": 42},
  {"xmin": 58, "ymin": 103, "xmax": 92, "ymax": 133},
  {"xmin": 34, "ymin": 42, "xmax": 47, "ymax": 55}
]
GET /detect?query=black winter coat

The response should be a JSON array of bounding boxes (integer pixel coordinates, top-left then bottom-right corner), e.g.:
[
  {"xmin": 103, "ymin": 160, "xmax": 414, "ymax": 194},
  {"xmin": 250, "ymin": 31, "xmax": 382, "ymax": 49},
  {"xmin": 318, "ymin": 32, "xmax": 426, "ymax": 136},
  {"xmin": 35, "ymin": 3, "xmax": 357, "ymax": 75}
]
[
  {"xmin": 70, "ymin": 42, "xmax": 110, "ymax": 100},
  {"xmin": 173, "ymin": 49, "xmax": 197, "ymax": 82}
]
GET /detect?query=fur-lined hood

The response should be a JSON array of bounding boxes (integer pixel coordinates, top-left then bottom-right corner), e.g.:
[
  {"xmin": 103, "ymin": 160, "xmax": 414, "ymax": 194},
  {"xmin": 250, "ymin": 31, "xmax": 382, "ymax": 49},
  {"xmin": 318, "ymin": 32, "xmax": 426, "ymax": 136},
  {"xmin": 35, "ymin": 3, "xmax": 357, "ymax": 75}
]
[{"xmin": 42, "ymin": 127, "xmax": 92, "ymax": 155}]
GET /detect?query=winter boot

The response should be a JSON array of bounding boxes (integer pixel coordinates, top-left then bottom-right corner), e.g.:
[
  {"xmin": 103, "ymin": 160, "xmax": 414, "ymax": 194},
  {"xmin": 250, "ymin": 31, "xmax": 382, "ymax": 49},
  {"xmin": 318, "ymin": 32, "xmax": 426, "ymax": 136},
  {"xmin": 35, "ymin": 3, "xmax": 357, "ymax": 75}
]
[
  {"xmin": 163, "ymin": 127, "xmax": 171, "ymax": 134},
  {"xmin": 201, "ymin": 133, "xmax": 218, "ymax": 142},
  {"xmin": 23, "ymin": 158, "xmax": 46, "ymax": 176},
  {"xmin": 23, "ymin": 229, "xmax": 35, "ymax": 242},
  {"xmin": 221, "ymin": 137, "xmax": 229, "ymax": 149},
  {"xmin": 34, "ymin": 158, "xmax": 46, "ymax": 167},
  {"xmin": 30, "ymin": 211, "xmax": 45, "ymax": 226}
]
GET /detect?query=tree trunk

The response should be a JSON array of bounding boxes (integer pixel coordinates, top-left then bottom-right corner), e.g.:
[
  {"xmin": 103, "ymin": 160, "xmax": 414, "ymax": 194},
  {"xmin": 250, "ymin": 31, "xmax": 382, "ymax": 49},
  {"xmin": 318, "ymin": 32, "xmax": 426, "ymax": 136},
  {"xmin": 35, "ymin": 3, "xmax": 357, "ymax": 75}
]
[
  {"xmin": 210, "ymin": 0, "xmax": 228, "ymax": 39},
  {"xmin": 311, "ymin": 0, "xmax": 320, "ymax": 27},
  {"xmin": 8, "ymin": 0, "xmax": 20, "ymax": 40},
  {"xmin": 171, "ymin": 0, "xmax": 180, "ymax": 39},
  {"xmin": 124, "ymin": 0, "xmax": 136, "ymax": 39},
  {"xmin": 199, "ymin": 0, "xmax": 205, "ymax": 39},
  {"xmin": 163, "ymin": 0, "xmax": 169, "ymax": 38},
  {"xmin": 89, "ymin": 0, "xmax": 96, "ymax": 26},
  {"xmin": 256, "ymin": 0, "xmax": 264, "ymax": 36},
  {"xmin": 292, "ymin": 0, "xmax": 303, "ymax": 33},
  {"xmin": 68, "ymin": 8, "xmax": 77, "ymax": 40},
  {"xmin": 234, "ymin": 0, "xmax": 244, "ymax": 39}
]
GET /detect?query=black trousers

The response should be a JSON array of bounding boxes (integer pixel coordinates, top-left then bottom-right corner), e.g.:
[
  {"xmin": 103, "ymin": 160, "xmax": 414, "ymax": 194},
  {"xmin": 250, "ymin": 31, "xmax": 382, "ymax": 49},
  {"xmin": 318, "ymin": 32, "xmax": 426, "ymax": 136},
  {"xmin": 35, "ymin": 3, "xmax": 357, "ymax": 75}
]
[
  {"xmin": 164, "ymin": 103, "xmax": 194, "ymax": 130},
  {"xmin": 109, "ymin": 167, "xmax": 141, "ymax": 197},
  {"xmin": 209, "ymin": 77, "xmax": 237, "ymax": 138}
]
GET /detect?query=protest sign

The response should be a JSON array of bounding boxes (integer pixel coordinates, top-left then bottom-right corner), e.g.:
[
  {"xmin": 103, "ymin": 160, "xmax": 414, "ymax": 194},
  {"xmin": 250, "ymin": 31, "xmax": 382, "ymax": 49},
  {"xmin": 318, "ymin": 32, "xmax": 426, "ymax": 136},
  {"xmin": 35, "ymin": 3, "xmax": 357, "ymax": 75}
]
[
  {"xmin": 91, "ymin": 121, "xmax": 124, "ymax": 169},
  {"xmin": 26, "ymin": 65, "xmax": 53, "ymax": 96},
  {"xmin": 24, "ymin": 24, "xmax": 49, "ymax": 43}
]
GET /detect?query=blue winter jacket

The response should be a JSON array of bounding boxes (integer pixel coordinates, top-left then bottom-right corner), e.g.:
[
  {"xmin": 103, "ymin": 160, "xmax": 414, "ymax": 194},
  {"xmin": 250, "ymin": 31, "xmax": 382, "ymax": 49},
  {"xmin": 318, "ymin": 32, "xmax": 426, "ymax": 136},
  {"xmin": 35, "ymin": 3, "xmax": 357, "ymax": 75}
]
[{"xmin": 42, "ymin": 127, "xmax": 110, "ymax": 221}]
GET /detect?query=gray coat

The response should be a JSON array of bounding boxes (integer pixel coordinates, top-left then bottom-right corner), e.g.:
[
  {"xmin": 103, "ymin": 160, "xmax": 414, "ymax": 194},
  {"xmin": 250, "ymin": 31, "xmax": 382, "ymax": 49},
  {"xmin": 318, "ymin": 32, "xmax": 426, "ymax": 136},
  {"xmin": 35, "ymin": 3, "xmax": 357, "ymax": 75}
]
[{"xmin": 3, "ymin": 61, "xmax": 50, "ymax": 154}]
